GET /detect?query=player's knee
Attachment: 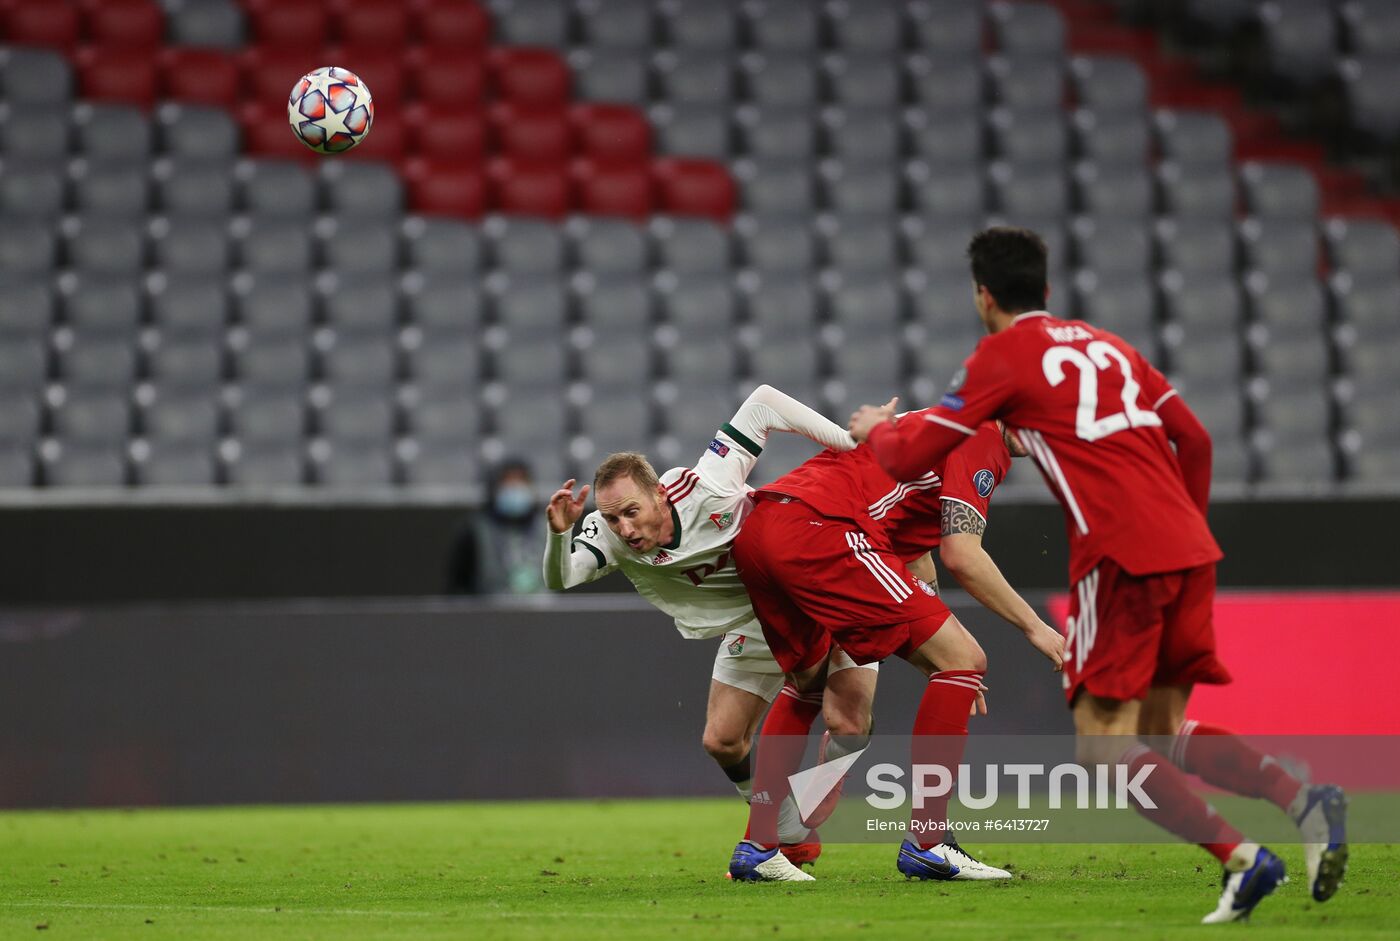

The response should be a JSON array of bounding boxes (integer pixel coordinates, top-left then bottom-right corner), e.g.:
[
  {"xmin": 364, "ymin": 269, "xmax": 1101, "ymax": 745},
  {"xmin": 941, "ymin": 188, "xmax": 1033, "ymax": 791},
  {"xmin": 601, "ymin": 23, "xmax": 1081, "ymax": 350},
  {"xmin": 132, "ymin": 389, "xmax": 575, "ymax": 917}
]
[
  {"xmin": 701, "ymin": 727, "xmax": 749, "ymax": 766},
  {"xmin": 822, "ymin": 701, "xmax": 870, "ymax": 739}
]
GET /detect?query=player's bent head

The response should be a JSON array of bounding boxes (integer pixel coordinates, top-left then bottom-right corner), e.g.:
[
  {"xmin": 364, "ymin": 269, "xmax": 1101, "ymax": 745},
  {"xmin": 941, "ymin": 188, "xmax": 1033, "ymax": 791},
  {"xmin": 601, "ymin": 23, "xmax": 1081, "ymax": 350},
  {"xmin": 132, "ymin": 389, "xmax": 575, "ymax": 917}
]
[
  {"xmin": 593, "ymin": 452, "xmax": 672, "ymax": 552},
  {"xmin": 967, "ymin": 226, "xmax": 1049, "ymax": 319}
]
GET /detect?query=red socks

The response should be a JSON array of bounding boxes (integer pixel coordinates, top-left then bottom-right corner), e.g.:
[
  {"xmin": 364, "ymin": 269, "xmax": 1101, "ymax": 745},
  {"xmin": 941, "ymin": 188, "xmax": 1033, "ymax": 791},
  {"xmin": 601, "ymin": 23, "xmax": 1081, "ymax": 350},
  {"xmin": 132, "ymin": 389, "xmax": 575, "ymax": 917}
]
[
  {"xmin": 909, "ymin": 670, "xmax": 982, "ymax": 849},
  {"xmin": 1171, "ymin": 720, "xmax": 1304, "ymax": 813},
  {"xmin": 744, "ymin": 684, "xmax": 823, "ymax": 847},
  {"xmin": 1121, "ymin": 743, "xmax": 1244, "ymax": 863}
]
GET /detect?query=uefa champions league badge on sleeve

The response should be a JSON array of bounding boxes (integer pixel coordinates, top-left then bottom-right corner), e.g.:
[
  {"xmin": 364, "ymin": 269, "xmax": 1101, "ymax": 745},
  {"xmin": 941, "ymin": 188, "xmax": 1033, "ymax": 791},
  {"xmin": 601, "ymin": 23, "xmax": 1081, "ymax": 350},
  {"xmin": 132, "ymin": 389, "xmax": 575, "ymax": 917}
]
[
  {"xmin": 941, "ymin": 366, "xmax": 967, "ymax": 410},
  {"xmin": 974, "ymin": 469, "xmax": 996, "ymax": 498},
  {"xmin": 708, "ymin": 438, "xmax": 731, "ymax": 457}
]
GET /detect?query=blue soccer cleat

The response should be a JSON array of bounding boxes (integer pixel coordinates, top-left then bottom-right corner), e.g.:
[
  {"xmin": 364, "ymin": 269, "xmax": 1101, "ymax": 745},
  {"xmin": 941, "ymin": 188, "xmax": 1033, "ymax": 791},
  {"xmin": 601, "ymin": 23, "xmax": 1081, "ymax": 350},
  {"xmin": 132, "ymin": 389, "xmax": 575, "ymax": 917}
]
[
  {"xmin": 1201, "ymin": 846, "xmax": 1287, "ymax": 924},
  {"xmin": 1294, "ymin": 783, "xmax": 1349, "ymax": 902},
  {"xmin": 896, "ymin": 838, "xmax": 960, "ymax": 881},
  {"xmin": 728, "ymin": 840, "xmax": 815, "ymax": 882}
]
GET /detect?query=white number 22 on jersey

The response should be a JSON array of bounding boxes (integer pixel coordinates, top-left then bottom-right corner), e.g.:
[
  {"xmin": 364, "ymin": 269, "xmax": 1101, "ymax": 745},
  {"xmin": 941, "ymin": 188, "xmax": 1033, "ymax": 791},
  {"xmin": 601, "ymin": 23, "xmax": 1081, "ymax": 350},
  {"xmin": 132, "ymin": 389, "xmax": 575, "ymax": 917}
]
[{"xmin": 1042, "ymin": 341, "xmax": 1162, "ymax": 442}]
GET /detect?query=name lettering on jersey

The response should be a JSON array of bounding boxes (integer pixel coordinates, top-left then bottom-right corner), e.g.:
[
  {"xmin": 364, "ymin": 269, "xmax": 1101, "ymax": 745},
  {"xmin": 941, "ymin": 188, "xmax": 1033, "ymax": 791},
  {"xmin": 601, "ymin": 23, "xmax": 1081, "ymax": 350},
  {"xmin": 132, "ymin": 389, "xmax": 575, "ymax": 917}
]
[
  {"xmin": 682, "ymin": 551, "xmax": 730, "ymax": 586},
  {"xmin": 708, "ymin": 438, "xmax": 730, "ymax": 457},
  {"xmin": 652, "ymin": 549, "xmax": 673, "ymax": 565},
  {"xmin": 974, "ymin": 469, "xmax": 996, "ymax": 498},
  {"xmin": 1047, "ymin": 325, "xmax": 1095, "ymax": 343},
  {"xmin": 709, "ymin": 511, "xmax": 733, "ymax": 530}
]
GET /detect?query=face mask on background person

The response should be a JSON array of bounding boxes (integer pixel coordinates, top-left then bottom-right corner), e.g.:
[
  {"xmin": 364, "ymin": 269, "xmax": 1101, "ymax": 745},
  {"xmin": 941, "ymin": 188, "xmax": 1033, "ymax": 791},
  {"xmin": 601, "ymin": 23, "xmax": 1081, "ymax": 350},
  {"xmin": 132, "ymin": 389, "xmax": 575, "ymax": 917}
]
[{"xmin": 493, "ymin": 483, "xmax": 535, "ymax": 521}]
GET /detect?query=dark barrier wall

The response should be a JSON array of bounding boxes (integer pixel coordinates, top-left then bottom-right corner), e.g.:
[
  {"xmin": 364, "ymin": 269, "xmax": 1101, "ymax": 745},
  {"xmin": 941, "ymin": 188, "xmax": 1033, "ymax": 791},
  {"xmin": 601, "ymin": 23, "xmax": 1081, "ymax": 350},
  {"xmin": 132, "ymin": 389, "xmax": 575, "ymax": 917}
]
[
  {"xmin": 0, "ymin": 596, "xmax": 1071, "ymax": 809},
  {"xmin": 1, "ymin": 497, "xmax": 1396, "ymax": 604}
]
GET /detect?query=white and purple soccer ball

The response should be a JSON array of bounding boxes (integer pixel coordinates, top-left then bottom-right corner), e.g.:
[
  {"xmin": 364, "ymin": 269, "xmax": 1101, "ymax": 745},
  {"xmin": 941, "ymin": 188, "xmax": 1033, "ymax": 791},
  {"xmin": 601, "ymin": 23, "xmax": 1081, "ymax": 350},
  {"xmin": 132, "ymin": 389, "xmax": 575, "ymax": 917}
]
[{"xmin": 287, "ymin": 67, "xmax": 374, "ymax": 154}]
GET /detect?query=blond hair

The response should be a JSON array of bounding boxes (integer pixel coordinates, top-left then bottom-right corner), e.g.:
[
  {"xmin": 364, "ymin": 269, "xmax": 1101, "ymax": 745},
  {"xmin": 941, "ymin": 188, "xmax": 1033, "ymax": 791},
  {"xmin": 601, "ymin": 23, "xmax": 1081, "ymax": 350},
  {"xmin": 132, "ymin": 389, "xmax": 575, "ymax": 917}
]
[{"xmin": 593, "ymin": 451, "xmax": 660, "ymax": 495}]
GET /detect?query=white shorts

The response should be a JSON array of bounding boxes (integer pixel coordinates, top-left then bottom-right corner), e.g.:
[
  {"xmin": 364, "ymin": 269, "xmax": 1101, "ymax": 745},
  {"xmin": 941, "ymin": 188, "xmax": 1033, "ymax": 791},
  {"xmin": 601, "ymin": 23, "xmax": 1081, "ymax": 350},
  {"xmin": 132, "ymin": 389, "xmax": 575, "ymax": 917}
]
[{"xmin": 710, "ymin": 622, "xmax": 879, "ymax": 702}]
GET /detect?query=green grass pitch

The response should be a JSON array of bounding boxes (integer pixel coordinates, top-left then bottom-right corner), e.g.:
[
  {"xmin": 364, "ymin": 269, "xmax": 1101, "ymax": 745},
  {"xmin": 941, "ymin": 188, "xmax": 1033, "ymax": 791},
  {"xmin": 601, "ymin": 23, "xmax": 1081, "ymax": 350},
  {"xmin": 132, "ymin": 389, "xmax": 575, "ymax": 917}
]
[{"xmin": 2, "ymin": 799, "xmax": 1395, "ymax": 940}]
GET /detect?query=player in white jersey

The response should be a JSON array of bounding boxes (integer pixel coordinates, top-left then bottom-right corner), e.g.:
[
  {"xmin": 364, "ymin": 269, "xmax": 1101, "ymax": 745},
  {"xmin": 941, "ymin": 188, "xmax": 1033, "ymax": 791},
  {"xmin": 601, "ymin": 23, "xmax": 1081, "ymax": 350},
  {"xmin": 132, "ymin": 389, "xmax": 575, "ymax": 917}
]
[{"xmin": 543, "ymin": 384, "xmax": 879, "ymax": 882}]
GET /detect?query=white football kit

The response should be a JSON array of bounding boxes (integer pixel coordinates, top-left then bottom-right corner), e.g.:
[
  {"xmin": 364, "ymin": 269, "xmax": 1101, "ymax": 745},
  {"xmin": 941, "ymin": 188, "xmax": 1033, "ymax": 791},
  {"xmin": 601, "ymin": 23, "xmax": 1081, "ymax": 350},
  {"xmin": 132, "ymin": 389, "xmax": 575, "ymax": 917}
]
[{"xmin": 543, "ymin": 385, "xmax": 878, "ymax": 701}]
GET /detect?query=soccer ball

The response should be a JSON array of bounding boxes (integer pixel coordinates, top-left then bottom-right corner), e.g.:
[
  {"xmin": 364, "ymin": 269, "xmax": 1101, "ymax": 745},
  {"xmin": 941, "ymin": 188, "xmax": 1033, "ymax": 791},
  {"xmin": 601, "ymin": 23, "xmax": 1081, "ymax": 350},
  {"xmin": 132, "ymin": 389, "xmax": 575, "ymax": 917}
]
[{"xmin": 287, "ymin": 67, "xmax": 374, "ymax": 154}]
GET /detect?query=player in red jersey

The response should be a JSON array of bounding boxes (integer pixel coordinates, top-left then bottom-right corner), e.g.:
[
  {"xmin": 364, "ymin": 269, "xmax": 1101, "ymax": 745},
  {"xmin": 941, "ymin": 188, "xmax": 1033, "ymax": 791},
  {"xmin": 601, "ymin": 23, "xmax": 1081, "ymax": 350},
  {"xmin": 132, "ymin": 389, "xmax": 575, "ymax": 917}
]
[
  {"xmin": 728, "ymin": 414, "xmax": 1065, "ymax": 882},
  {"xmin": 848, "ymin": 227, "xmax": 1348, "ymax": 922}
]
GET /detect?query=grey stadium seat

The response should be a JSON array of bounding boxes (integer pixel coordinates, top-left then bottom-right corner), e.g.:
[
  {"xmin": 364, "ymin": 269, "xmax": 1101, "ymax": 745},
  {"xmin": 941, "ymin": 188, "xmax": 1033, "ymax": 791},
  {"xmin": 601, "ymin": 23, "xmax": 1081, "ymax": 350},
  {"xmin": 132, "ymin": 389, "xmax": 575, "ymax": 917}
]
[
  {"xmin": 660, "ymin": 274, "xmax": 738, "ymax": 335},
  {"xmin": 578, "ymin": 336, "xmax": 652, "ymax": 391},
  {"xmin": 0, "ymin": 335, "xmax": 49, "ymax": 391},
  {"xmin": 407, "ymin": 277, "xmax": 485, "ymax": 332},
  {"xmin": 225, "ymin": 442, "xmax": 306, "ymax": 487},
  {"xmin": 2, "ymin": 108, "xmax": 69, "ymax": 161},
  {"xmin": 66, "ymin": 218, "xmax": 147, "ymax": 274},
  {"xmin": 991, "ymin": 0, "xmax": 1067, "ymax": 58},
  {"xmin": 42, "ymin": 443, "xmax": 128, "ymax": 488},
  {"xmin": 747, "ymin": 274, "xmax": 821, "ymax": 334},
  {"xmin": 1155, "ymin": 110, "xmax": 1233, "ymax": 168},
  {"xmin": 1075, "ymin": 111, "xmax": 1152, "ymax": 168},
  {"xmin": 652, "ymin": 218, "xmax": 731, "ymax": 274},
  {"xmin": 237, "ymin": 219, "xmax": 314, "ymax": 274},
  {"xmin": 1259, "ymin": 0, "xmax": 1337, "ymax": 86},
  {"xmin": 151, "ymin": 275, "xmax": 231, "ymax": 336},
  {"xmin": 0, "ymin": 163, "xmax": 66, "ymax": 217},
  {"xmin": 229, "ymin": 390, "xmax": 306, "ymax": 443},
  {"xmin": 667, "ymin": 2, "xmax": 737, "ymax": 49},
  {"xmin": 1157, "ymin": 163, "xmax": 1235, "ymax": 220},
  {"xmin": 994, "ymin": 166, "xmax": 1070, "ymax": 218},
  {"xmin": 1077, "ymin": 279, "xmax": 1158, "ymax": 358},
  {"xmin": 573, "ymin": 47, "xmax": 649, "ymax": 104},
  {"xmin": 740, "ymin": 159, "xmax": 816, "ymax": 215},
  {"xmin": 317, "ymin": 391, "xmax": 397, "ymax": 442},
  {"xmin": 0, "ymin": 393, "xmax": 41, "ymax": 443},
  {"xmin": 2, "ymin": 48, "xmax": 72, "ymax": 106},
  {"xmin": 495, "ymin": 340, "xmax": 566, "ymax": 387},
  {"xmin": 153, "ymin": 218, "xmax": 233, "ymax": 274},
  {"xmin": 1075, "ymin": 220, "xmax": 1153, "ymax": 277},
  {"xmin": 410, "ymin": 332, "xmax": 482, "ymax": 390},
  {"xmin": 1342, "ymin": 54, "xmax": 1400, "ymax": 142},
  {"xmin": 905, "ymin": 219, "xmax": 977, "ymax": 276},
  {"xmin": 313, "ymin": 443, "xmax": 397, "ymax": 488},
  {"xmin": 50, "ymin": 389, "xmax": 132, "ymax": 443},
  {"xmin": 740, "ymin": 216, "xmax": 816, "ymax": 272},
  {"xmin": 75, "ymin": 105, "xmax": 152, "ymax": 162},
  {"xmin": 1156, "ymin": 218, "xmax": 1237, "ymax": 280},
  {"xmin": 826, "ymin": 56, "xmax": 901, "ymax": 111},
  {"xmin": 168, "ymin": 0, "xmax": 246, "ymax": 48},
  {"xmin": 63, "ymin": 275, "xmax": 144, "ymax": 333},
  {"xmin": 826, "ymin": 110, "xmax": 902, "ymax": 166},
  {"xmin": 743, "ymin": 53, "xmax": 820, "ymax": 109},
  {"xmin": 749, "ymin": 338, "xmax": 820, "ymax": 389},
  {"xmin": 157, "ymin": 105, "xmax": 240, "ymax": 162},
  {"xmin": 495, "ymin": 279, "xmax": 568, "ymax": 332},
  {"xmin": 824, "ymin": 166, "xmax": 900, "ymax": 216},
  {"xmin": 403, "ymin": 217, "xmax": 482, "ymax": 274},
  {"xmin": 142, "ymin": 392, "xmax": 221, "ymax": 443},
  {"xmin": 578, "ymin": 278, "xmax": 652, "ymax": 335},
  {"xmin": 1347, "ymin": 0, "xmax": 1400, "ymax": 57},
  {"xmin": 147, "ymin": 336, "xmax": 225, "ymax": 387},
  {"xmin": 829, "ymin": 277, "xmax": 903, "ymax": 332},
  {"xmin": 1070, "ymin": 55, "xmax": 1149, "ymax": 115},
  {"xmin": 1167, "ymin": 329, "xmax": 1247, "ymax": 394},
  {"xmin": 576, "ymin": 394, "xmax": 653, "ymax": 462},
  {"xmin": 321, "ymin": 219, "xmax": 399, "ymax": 273},
  {"xmin": 1162, "ymin": 276, "xmax": 1246, "ymax": 332},
  {"xmin": 578, "ymin": 0, "xmax": 654, "ymax": 48},
  {"xmin": 74, "ymin": 163, "xmax": 150, "ymax": 217},
  {"xmin": 320, "ymin": 333, "xmax": 399, "ymax": 386},
  {"xmin": 238, "ymin": 338, "xmax": 312, "ymax": 388},
  {"xmin": 239, "ymin": 160, "xmax": 318, "ymax": 218},
  {"xmin": 747, "ymin": 0, "xmax": 820, "ymax": 51},
  {"xmin": 829, "ymin": 0, "xmax": 903, "ymax": 53},
  {"xmin": 1325, "ymin": 219, "xmax": 1400, "ymax": 281},
  {"xmin": 1076, "ymin": 165, "xmax": 1154, "ymax": 219},
  {"xmin": 135, "ymin": 444, "xmax": 218, "ymax": 487},
  {"xmin": 402, "ymin": 439, "xmax": 481, "ymax": 489},
  {"xmin": 909, "ymin": 161, "xmax": 985, "ymax": 218},
  {"xmin": 909, "ymin": 55, "xmax": 984, "ymax": 113},
  {"xmin": 655, "ymin": 50, "xmax": 735, "ymax": 105},
  {"xmin": 159, "ymin": 159, "xmax": 238, "ymax": 217},
  {"xmin": 411, "ymin": 390, "xmax": 482, "ymax": 442},
  {"xmin": 989, "ymin": 57, "xmax": 1065, "ymax": 112},
  {"xmin": 827, "ymin": 217, "xmax": 899, "ymax": 274},
  {"xmin": 1240, "ymin": 219, "xmax": 1319, "ymax": 281},
  {"xmin": 667, "ymin": 335, "xmax": 739, "ymax": 388},
  {"xmin": 0, "ymin": 447, "xmax": 35, "ymax": 487},
  {"xmin": 571, "ymin": 218, "xmax": 649, "ymax": 276},
  {"xmin": 1239, "ymin": 162, "xmax": 1320, "ymax": 220},
  {"xmin": 651, "ymin": 103, "xmax": 730, "ymax": 158},
  {"xmin": 1335, "ymin": 278, "xmax": 1400, "ymax": 338},
  {"xmin": 0, "ymin": 219, "xmax": 57, "ymax": 274},
  {"xmin": 910, "ymin": 110, "xmax": 983, "ymax": 165},
  {"xmin": 992, "ymin": 110, "xmax": 1070, "ymax": 168},
  {"xmin": 909, "ymin": 0, "xmax": 984, "ymax": 57},
  {"xmin": 496, "ymin": 0, "xmax": 570, "ymax": 46},
  {"xmin": 491, "ymin": 219, "xmax": 565, "ymax": 275},
  {"xmin": 238, "ymin": 276, "xmax": 315, "ymax": 337},
  {"xmin": 323, "ymin": 276, "xmax": 399, "ymax": 334},
  {"xmin": 739, "ymin": 106, "xmax": 818, "ymax": 161},
  {"xmin": 830, "ymin": 332, "xmax": 904, "ymax": 388},
  {"xmin": 0, "ymin": 278, "xmax": 56, "ymax": 335},
  {"xmin": 319, "ymin": 162, "xmax": 402, "ymax": 217},
  {"xmin": 494, "ymin": 393, "xmax": 568, "ymax": 446},
  {"xmin": 1249, "ymin": 278, "xmax": 1328, "ymax": 337}
]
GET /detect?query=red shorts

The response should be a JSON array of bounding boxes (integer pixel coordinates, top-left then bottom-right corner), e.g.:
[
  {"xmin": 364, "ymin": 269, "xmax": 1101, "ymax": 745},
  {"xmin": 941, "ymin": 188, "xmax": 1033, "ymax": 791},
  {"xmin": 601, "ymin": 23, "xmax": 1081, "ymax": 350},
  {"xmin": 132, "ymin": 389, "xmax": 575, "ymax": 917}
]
[
  {"xmin": 732, "ymin": 496, "xmax": 952, "ymax": 673},
  {"xmin": 1063, "ymin": 558, "xmax": 1232, "ymax": 704}
]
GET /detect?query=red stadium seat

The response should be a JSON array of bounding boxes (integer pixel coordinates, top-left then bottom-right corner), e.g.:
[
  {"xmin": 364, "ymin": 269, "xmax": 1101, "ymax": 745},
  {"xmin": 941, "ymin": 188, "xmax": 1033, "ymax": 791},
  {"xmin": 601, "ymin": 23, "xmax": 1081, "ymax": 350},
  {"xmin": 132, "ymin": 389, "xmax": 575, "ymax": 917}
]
[
  {"xmin": 241, "ymin": 102, "xmax": 318, "ymax": 164},
  {"xmin": 78, "ymin": 46, "xmax": 159, "ymax": 108},
  {"xmin": 342, "ymin": 110, "xmax": 405, "ymax": 163},
  {"xmin": 85, "ymin": 0, "xmax": 164, "ymax": 48},
  {"xmin": 653, "ymin": 158, "xmax": 736, "ymax": 221},
  {"xmin": 162, "ymin": 49, "xmax": 241, "ymax": 109},
  {"xmin": 245, "ymin": 0, "xmax": 328, "ymax": 49},
  {"xmin": 415, "ymin": 0, "xmax": 491, "ymax": 49},
  {"xmin": 571, "ymin": 104, "xmax": 651, "ymax": 163},
  {"xmin": 489, "ymin": 158, "xmax": 571, "ymax": 219},
  {"xmin": 409, "ymin": 46, "xmax": 485, "ymax": 106},
  {"xmin": 489, "ymin": 102, "xmax": 572, "ymax": 162},
  {"xmin": 488, "ymin": 48, "xmax": 570, "ymax": 107},
  {"xmin": 407, "ymin": 104, "xmax": 485, "ymax": 160},
  {"xmin": 337, "ymin": 0, "xmax": 409, "ymax": 48},
  {"xmin": 4, "ymin": 1, "xmax": 81, "ymax": 51},
  {"xmin": 327, "ymin": 45, "xmax": 406, "ymax": 107},
  {"xmin": 242, "ymin": 45, "xmax": 318, "ymax": 113},
  {"xmin": 406, "ymin": 157, "xmax": 486, "ymax": 218},
  {"xmin": 574, "ymin": 159, "xmax": 653, "ymax": 221}
]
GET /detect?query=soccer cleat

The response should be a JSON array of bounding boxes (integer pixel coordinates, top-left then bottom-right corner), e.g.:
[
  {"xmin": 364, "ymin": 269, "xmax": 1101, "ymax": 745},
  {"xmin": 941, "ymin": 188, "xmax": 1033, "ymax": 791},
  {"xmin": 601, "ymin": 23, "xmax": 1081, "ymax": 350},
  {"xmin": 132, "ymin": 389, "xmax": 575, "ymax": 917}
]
[
  {"xmin": 728, "ymin": 840, "xmax": 816, "ymax": 882},
  {"xmin": 896, "ymin": 838, "xmax": 960, "ymax": 881},
  {"xmin": 1200, "ymin": 846, "xmax": 1286, "ymax": 924},
  {"xmin": 937, "ymin": 836, "xmax": 1011, "ymax": 880},
  {"xmin": 779, "ymin": 837, "xmax": 821, "ymax": 867},
  {"xmin": 797, "ymin": 731, "xmax": 848, "ymax": 830},
  {"xmin": 1294, "ymin": 783, "xmax": 1349, "ymax": 902}
]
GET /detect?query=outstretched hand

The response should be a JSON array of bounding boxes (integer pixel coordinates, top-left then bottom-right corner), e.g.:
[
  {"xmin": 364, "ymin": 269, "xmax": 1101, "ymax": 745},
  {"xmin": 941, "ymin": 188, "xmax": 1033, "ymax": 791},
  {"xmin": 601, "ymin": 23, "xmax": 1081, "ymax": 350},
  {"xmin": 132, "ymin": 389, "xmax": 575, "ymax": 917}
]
[
  {"xmin": 1025, "ymin": 621, "xmax": 1066, "ymax": 672},
  {"xmin": 546, "ymin": 479, "xmax": 591, "ymax": 534},
  {"xmin": 848, "ymin": 395, "xmax": 899, "ymax": 443}
]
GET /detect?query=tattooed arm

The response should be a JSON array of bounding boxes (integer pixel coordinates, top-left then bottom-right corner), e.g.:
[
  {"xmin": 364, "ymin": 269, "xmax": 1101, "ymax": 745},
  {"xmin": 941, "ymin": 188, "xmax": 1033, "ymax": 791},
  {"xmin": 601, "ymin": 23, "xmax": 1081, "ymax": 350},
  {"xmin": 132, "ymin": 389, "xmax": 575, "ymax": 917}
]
[{"xmin": 939, "ymin": 499, "xmax": 1064, "ymax": 670}]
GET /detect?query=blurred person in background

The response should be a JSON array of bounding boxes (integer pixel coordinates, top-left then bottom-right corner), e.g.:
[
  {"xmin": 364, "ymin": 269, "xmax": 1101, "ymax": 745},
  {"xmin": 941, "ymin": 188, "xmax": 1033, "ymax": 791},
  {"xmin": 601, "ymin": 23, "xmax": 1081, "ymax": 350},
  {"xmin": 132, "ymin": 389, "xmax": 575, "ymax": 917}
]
[{"xmin": 448, "ymin": 459, "xmax": 546, "ymax": 595}]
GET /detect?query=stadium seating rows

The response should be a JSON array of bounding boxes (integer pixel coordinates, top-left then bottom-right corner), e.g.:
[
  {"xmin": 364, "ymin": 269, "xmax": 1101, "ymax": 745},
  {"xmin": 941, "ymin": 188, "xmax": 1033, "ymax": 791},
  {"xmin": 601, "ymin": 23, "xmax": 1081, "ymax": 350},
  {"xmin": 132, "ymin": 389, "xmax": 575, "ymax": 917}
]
[{"xmin": 0, "ymin": 0, "xmax": 1398, "ymax": 493}]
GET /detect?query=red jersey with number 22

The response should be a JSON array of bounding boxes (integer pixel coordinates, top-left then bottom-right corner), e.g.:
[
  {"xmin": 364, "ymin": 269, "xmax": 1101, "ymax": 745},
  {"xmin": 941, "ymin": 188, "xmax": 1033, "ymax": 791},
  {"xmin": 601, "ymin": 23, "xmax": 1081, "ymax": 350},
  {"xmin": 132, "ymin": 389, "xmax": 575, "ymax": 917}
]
[{"xmin": 870, "ymin": 312, "xmax": 1221, "ymax": 582}]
